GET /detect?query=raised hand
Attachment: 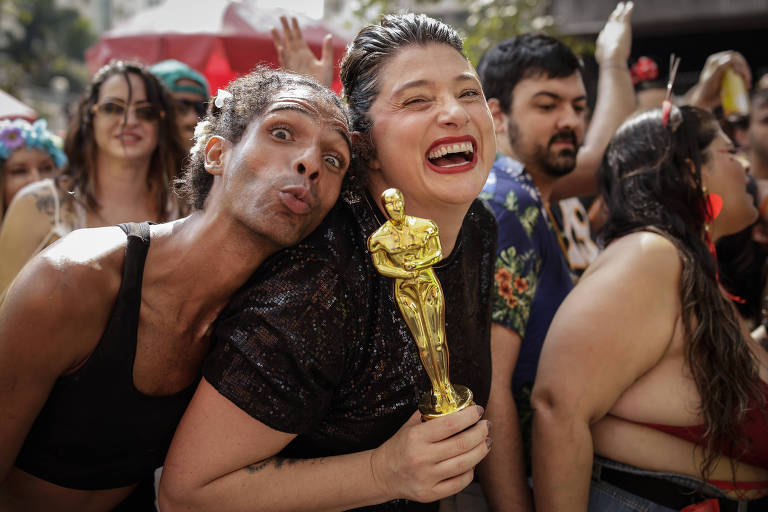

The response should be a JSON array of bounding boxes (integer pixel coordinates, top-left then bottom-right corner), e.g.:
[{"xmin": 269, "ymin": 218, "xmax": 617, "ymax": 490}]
[
  {"xmin": 370, "ymin": 405, "xmax": 491, "ymax": 503},
  {"xmin": 595, "ymin": 1, "xmax": 634, "ymax": 68},
  {"xmin": 271, "ymin": 16, "xmax": 335, "ymax": 87},
  {"xmin": 686, "ymin": 50, "xmax": 752, "ymax": 110}
]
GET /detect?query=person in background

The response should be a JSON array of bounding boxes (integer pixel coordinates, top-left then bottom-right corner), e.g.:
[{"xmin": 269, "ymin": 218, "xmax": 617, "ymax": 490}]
[
  {"xmin": 721, "ymin": 86, "xmax": 768, "ymax": 343},
  {"xmin": 0, "ymin": 66, "xmax": 351, "ymax": 512},
  {"xmin": 159, "ymin": 13, "xmax": 495, "ymax": 512},
  {"xmin": 533, "ymin": 105, "xmax": 768, "ymax": 511},
  {"xmin": 271, "ymin": 15, "xmax": 335, "ymax": 92},
  {"xmin": 716, "ymin": 175, "xmax": 768, "ymax": 330},
  {"xmin": 748, "ymin": 87, "xmax": 768, "ymax": 180},
  {"xmin": 685, "ymin": 50, "xmax": 752, "ymax": 113},
  {"xmin": 475, "ymin": 3, "xmax": 635, "ymax": 510},
  {"xmin": 0, "ymin": 60, "xmax": 185, "ymax": 296},
  {"xmin": 630, "ymin": 56, "xmax": 667, "ymax": 112},
  {"xmin": 150, "ymin": 59, "xmax": 210, "ymax": 152},
  {"xmin": 0, "ymin": 118, "xmax": 66, "ymax": 219}
]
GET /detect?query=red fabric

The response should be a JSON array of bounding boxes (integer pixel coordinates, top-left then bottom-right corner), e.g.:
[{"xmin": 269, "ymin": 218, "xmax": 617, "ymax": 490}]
[
  {"xmin": 681, "ymin": 499, "xmax": 720, "ymax": 512},
  {"xmin": 85, "ymin": 0, "xmax": 349, "ymax": 95},
  {"xmin": 638, "ymin": 382, "xmax": 768, "ymax": 474},
  {"xmin": 631, "ymin": 56, "xmax": 660, "ymax": 85},
  {"xmin": 661, "ymin": 99, "xmax": 673, "ymax": 127}
]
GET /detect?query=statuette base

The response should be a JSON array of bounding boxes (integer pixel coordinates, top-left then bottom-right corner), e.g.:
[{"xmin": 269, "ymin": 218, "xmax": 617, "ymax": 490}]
[{"xmin": 419, "ymin": 385, "xmax": 474, "ymax": 420}]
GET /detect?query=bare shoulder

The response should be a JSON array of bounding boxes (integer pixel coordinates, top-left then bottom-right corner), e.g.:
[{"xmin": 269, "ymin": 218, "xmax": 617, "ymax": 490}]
[
  {"xmin": 587, "ymin": 231, "xmax": 681, "ymax": 283},
  {"xmin": 1, "ymin": 226, "xmax": 128, "ymax": 368},
  {"xmin": 41, "ymin": 225, "xmax": 128, "ymax": 269},
  {"xmin": 562, "ymin": 230, "xmax": 683, "ymax": 339}
]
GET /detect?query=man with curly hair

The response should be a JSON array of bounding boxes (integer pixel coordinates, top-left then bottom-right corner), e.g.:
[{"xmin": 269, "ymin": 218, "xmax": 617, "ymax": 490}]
[{"xmin": 0, "ymin": 66, "xmax": 351, "ymax": 512}]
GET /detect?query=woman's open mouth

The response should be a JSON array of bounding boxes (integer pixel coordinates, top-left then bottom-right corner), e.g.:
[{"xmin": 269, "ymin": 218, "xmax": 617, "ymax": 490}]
[{"xmin": 425, "ymin": 136, "xmax": 478, "ymax": 174}]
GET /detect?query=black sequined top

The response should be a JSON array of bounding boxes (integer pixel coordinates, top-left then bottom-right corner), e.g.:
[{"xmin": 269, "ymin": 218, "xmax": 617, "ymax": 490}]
[{"xmin": 204, "ymin": 176, "xmax": 497, "ymax": 511}]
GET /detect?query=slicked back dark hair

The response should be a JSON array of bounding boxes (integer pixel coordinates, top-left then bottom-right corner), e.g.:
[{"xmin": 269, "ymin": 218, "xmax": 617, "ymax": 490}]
[
  {"xmin": 175, "ymin": 65, "xmax": 349, "ymax": 210},
  {"xmin": 477, "ymin": 33, "xmax": 582, "ymax": 113},
  {"xmin": 340, "ymin": 13, "xmax": 464, "ymax": 140}
]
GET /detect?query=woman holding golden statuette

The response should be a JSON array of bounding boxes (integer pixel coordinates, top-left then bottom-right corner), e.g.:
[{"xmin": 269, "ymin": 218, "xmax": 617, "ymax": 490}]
[{"xmin": 160, "ymin": 13, "xmax": 496, "ymax": 512}]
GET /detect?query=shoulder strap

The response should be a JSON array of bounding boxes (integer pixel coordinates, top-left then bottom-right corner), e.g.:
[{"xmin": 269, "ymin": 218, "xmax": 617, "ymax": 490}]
[{"xmin": 115, "ymin": 222, "xmax": 151, "ymax": 321}]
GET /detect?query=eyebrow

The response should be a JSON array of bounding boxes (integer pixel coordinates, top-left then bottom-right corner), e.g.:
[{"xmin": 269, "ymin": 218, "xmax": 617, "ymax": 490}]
[
  {"xmin": 392, "ymin": 73, "xmax": 479, "ymax": 96},
  {"xmin": 266, "ymin": 103, "xmax": 314, "ymax": 116},
  {"xmin": 532, "ymin": 91, "xmax": 588, "ymax": 102}
]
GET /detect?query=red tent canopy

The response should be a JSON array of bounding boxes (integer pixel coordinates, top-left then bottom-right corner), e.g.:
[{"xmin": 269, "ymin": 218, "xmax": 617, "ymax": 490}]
[
  {"xmin": 85, "ymin": 0, "xmax": 351, "ymax": 94},
  {"xmin": 0, "ymin": 90, "xmax": 37, "ymax": 122}
]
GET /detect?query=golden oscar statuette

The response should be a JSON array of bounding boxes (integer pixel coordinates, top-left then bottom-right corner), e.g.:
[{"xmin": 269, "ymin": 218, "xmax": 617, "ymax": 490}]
[{"xmin": 367, "ymin": 188, "xmax": 473, "ymax": 420}]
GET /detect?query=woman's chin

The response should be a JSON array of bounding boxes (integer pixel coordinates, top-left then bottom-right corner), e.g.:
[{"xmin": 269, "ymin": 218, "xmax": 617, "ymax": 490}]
[{"xmin": 429, "ymin": 181, "xmax": 485, "ymax": 208}]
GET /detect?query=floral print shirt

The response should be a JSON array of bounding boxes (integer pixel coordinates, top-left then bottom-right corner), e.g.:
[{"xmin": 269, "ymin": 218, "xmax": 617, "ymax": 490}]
[{"xmin": 480, "ymin": 154, "xmax": 574, "ymax": 396}]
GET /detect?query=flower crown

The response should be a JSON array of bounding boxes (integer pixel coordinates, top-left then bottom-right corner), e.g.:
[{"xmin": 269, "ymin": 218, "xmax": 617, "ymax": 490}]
[{"xmin": 0, "ymin": 118, "xmax": 68, "ymax": 169}]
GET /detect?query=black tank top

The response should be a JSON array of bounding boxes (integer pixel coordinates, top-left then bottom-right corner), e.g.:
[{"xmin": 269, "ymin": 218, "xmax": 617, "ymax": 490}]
[{"xmin": 15, "ymin": 222, "xmax": 199, "ymax": 490}]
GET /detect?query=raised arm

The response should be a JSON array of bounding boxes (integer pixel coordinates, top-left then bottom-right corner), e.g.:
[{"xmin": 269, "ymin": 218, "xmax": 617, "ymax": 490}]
[
  {"xmin": 550, "ymin": 1, "xmax": 635, "ymax": 201},
  {"xmin": 158, "ymin": 378, "xmax": 491, "ymax": 512},
  {"xmin": 530, "ymin": 232, "xmax": 681, "ymax": 511},
  {"xmin": 271, "ymin": 16, "xmax": 335, "ymax": 88}
]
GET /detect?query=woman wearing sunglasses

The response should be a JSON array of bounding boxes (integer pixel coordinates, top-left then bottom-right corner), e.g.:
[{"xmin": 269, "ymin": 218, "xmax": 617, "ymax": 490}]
[{"xmin": 0, "ymin": 60, "xmax": 185, "ymax": 295}]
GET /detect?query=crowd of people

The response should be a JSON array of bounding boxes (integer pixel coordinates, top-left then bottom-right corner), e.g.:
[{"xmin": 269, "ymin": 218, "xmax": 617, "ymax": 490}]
[{"xmin": 1, "ymin": 2, "xmax": 768, "ymax": 511}]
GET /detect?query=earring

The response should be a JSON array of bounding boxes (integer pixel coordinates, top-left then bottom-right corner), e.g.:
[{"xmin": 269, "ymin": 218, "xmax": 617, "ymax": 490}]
[
  {"xmin": 701, "ymin": 187, "xmax": 745, "ymax": 304},
  {"xmin": 704, "ymin": 192, "xmax": 723, "ymax": 224}
]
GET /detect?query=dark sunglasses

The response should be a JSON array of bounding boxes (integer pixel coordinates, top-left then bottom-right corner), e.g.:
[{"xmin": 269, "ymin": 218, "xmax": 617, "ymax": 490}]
[
  {"xmin": 176, "ymin": 98, "xmax": 207, "ymax": 118},
  {"xmin": 91, "ymin": 101, "xmax": 164, "ymax": 122}
]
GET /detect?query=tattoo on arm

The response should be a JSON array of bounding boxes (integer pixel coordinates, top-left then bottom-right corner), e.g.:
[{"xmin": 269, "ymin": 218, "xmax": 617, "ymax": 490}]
[
  {"xmin": 32, "ymin": 191, "xmax": 56, "ymax": 224},
  {"xmin": 244, "ymin": 456, "xmax": 296, "ymax": 474}
]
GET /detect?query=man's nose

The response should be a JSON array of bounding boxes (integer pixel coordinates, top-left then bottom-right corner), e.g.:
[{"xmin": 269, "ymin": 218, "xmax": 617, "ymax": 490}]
[
  {"xmin": 294, "ymin": 146, "xmax": 321, "ymax": 181},
  {"xmin": 557, "ymin": 105, "xmax": 582, "ymax": 131}
]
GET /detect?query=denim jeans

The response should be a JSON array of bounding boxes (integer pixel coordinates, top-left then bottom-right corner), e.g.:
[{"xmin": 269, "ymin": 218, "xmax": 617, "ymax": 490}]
[{"xmin": 588, "ymin": 456, "xmax": 729, "ymax": 512}]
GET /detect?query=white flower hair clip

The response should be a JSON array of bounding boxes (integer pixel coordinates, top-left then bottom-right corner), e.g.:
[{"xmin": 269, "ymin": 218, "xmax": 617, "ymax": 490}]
[
  {"xmin": 190, "ymin": 120, "xmax": 213, "ymax": 156},
  {"xmin": 214, "ymin": 89, "xmax": 233, "ymax": 109}
]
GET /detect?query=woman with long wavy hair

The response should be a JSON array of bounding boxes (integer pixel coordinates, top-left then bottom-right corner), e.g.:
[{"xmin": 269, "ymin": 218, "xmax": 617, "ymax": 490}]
[
  {"xmin": 532, "ymin": 105, "xmax": 768, "ymax": 511},
  {"xmin": 0, "ymin": 60, "xmax": 184, "ymax": 295}
]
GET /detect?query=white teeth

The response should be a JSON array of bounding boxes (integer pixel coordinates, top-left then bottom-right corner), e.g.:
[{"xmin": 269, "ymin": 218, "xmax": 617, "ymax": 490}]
[{"xmin": 427, "ymin": 141, "xmax": 473, "ymax": 160}]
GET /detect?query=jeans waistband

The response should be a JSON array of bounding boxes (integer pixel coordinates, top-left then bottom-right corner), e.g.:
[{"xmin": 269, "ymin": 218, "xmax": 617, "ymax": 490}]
[{"xmin": 592, "ymin": 456, "xmax": 767, "ymax": 512}]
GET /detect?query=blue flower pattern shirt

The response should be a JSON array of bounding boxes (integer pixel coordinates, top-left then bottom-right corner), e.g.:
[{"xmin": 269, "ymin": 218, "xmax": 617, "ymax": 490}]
[{"xmin": 480, "ymin": 154, "xmax": 574, "ymax": 397}]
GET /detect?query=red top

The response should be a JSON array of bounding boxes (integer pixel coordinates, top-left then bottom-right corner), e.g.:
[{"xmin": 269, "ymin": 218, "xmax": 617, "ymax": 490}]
[{"xmin": 640, "ymin": 381, "xmax": 768, "ymax": 474}]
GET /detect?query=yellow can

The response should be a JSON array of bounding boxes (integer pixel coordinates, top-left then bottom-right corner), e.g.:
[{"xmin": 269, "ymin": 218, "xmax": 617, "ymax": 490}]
[{"xmin": 721, "ymin": 68, "xmax": 750, "ymax": 117}]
